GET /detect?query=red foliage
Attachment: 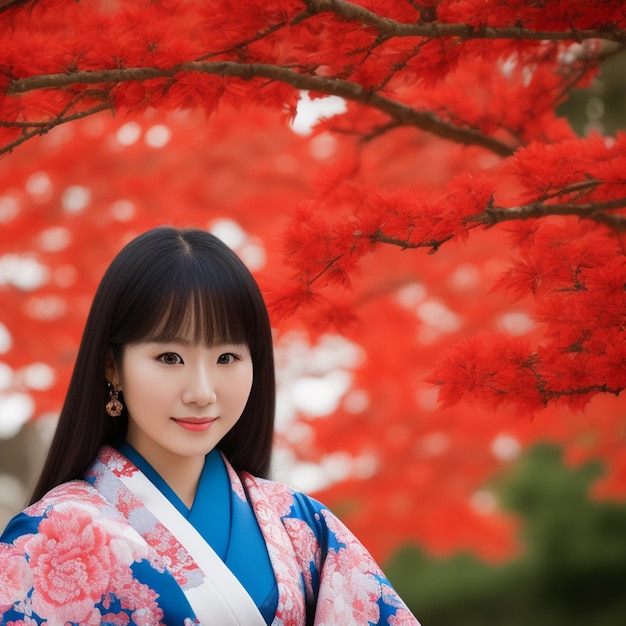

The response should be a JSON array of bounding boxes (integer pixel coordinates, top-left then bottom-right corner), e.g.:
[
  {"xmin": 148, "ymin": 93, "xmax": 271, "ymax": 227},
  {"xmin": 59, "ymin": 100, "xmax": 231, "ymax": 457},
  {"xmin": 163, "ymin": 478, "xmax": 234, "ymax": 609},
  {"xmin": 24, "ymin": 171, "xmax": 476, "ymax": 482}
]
[{"xmin": 0, "ymin": 0, "xmax": 625, "ymax": 563}]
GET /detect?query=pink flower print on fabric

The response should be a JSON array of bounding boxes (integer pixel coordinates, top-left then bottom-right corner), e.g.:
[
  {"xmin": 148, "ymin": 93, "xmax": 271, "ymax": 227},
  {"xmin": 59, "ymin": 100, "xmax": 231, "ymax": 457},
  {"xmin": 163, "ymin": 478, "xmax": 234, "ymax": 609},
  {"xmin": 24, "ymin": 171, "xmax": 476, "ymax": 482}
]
[
  {"xmin": 143, "ymin": 526, "xmax": 197, "ymax": 587},
  {"xmin": 128, "ymin": 582, "xmax": 165, "ymax": 626},
  {"xmin": 101, "ymin": 446, "xmax": 138, "ymax": 478},
  {"xmin": 243, "ymin": 477, "xmax": 306, "ymax": 626},
  {"xmin": 314, "ymin": 545, "xmax": 382, "ymax": 625},
  {"xmin": 249, "ymin": 478, "xmax": 296, "ymax": 518},
  {"xmin": 113, "ymin": 486, "xmax": 144, "ymax": 519},
  {"xmin": 100, "ymin": 612, "xmax": 131, "ymax": 626},
  {"xmin": 104, "ymin": 568, "xmax": 163, "ymax": 624},
  {"xmin": 322, "ymin": 508, "xmax": 380, "ymax": 570},
  {"xmin": 381, "ymin": 582, "xmax": 420, "ymax": 624},
  {"xmin": 25, "ymin": 481, "xmax": 104, "ymax": 517},
  {"xmin": 18, "ymin": 508, "xmax": 126, "ymax": 626},
  {"xmin": 0, "ymin": 543, "xmax": 32, "ymax": 611},
  {"xmin": 283, "ymin": 517, "xmax": 320, "ymax": 598}
]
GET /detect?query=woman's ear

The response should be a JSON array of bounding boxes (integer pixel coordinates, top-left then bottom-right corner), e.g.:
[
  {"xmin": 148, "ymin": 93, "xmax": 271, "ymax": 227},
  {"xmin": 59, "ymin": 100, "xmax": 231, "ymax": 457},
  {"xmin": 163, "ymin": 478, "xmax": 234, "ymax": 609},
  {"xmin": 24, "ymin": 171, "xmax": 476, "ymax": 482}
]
[{"xmin": 105, "ymin": 346, "xmax": 120, "ymax": 386}]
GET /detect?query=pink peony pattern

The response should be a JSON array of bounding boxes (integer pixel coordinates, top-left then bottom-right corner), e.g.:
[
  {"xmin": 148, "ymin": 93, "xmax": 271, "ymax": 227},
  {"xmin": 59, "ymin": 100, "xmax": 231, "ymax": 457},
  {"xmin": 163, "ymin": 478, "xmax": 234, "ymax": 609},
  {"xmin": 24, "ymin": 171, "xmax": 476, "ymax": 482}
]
[
  {"xmin": 315, "ymin": 545, "xmax": 381, "ymax": 625},
  {"xmin": 248, "ymin": 476, "xmax": 296, "ymax": 518},
  {"xmin": 106, "ymin": 568, "xmax": 164, "ymax": 624},
  {"xmin": 1, "ymin": 445, "xmax": 419, "ymax": 625},
  {"xmin": 0, "ymin": 544, "xmax": 31, "ymax": 611},
  {"xmin": 20, "ymin": 508, "xmax": 122, "ymax": 625},
  {"xmin": 101, "ymin": 612, "xmax": 131, "ymax": 625},
  {"xmin": 283, "ymin": 517, "xmax": 320, "ymax": 598},
  {"xmin": 24, "ymin": 481, "xmax": 105, "ymax": 517}
]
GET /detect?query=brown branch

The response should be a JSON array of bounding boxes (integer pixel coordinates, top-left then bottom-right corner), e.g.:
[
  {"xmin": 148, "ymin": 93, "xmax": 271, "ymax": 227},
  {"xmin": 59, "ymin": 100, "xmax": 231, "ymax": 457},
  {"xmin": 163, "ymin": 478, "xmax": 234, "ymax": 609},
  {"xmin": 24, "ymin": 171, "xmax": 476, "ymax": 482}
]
[
  {"xmin": 370, "ymin": 230, "xmax": 457, "ymax": 252},
  {"xmin": 5, "ymin": 4, "xmax": 622, "ymax": 157},
  {"xmin": 193, "ymin": 9, "xmax": 316, "ymax": 63},
  {"xmin": 291, "ymin": 196, "xmax": 626, "ymax": 302},
  {"xmin": 5, "ymin": 0, "xmax": 623, "ymax": 44},
  {"xmin": 0, "ymin": 102, "xmax": 112, "ymax": 156},
  {"xmin": 368, "ymin": 195, "xmax": 626, "ymax": 248},
  {"xmin": 486, "ymin": 380, "xmax": 624, "ymax": 405},
  {"xmin": 536, "ymin": 179, "xmax": 604, "ymax": 202},
  {"xmin": 7, "ymin": 63, "xmax": 515, "ymax": 156},
  {"xmin": 306, "ymin": 254, "xmax": 345, "ymax": 287},
  {"xmin": 0, "ymin": 119, "xmax": 53, "ymax": 128},
  {"xmin": 7, "ymin": 67, "xmax": 168, "ymax": 92},
  {"xmin": 0, "ymin": 0, "xmax": 32, "ymax": 13},
  {"xmin": 473, "ymin": 195, "xmax": 626, "ymax": 228},
  {"xmin": 542, "ymin": 383, "xmax": 624, "ymax": 402},
  {"xmin": 304, "ymin": 0, "xmax": 626, "ymax": 44}
]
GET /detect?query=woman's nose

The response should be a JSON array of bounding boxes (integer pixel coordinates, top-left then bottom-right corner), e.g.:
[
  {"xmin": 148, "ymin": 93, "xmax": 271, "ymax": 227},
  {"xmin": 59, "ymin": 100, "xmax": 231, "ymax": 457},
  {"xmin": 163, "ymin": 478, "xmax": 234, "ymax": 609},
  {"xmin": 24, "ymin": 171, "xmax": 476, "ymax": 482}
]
[{"xmin": 182, "ymin": 365, "xmax": 217, "ymax": 406}]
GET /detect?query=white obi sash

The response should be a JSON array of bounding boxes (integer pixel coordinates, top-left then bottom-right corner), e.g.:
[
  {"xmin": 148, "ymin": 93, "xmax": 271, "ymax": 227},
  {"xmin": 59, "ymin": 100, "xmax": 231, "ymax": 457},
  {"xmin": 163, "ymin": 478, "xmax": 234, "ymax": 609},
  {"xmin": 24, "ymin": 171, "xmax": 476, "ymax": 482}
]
[{"xmin": 118, "ymin": 467, "xmax": 266, "ymax": 626}]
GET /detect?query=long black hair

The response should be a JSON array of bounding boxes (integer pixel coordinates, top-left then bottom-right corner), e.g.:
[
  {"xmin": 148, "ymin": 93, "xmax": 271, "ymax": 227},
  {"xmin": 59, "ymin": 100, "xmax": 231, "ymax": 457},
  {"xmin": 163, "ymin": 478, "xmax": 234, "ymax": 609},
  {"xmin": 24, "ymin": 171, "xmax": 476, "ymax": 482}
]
[{"xmin": 30, "ymin": 226, "xmax": 275, "ymax": 504}]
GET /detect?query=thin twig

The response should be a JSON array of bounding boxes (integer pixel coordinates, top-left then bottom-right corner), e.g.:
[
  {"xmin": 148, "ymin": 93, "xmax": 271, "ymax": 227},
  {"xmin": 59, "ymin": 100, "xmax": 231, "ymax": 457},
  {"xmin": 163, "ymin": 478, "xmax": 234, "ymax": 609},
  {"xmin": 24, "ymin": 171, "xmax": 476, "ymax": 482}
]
[{"xmin": 0, "ymin": 102, "xmax": 112, "ymax": 156}]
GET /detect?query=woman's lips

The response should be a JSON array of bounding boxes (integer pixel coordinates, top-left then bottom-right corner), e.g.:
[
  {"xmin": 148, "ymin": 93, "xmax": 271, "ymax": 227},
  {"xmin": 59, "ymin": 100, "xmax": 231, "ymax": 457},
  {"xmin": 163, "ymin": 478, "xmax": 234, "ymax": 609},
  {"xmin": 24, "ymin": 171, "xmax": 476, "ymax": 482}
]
[{"xmin": 171, "ymin": 417, "xmax": 217, "ymax": 432}]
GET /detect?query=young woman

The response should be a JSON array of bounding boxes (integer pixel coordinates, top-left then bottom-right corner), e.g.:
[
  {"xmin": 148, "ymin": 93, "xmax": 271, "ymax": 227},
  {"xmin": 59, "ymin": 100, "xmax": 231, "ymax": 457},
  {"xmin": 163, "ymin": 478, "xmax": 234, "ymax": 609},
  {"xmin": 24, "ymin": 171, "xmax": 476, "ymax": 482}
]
[{"xmin": 0, "ymin": 226, "xmax": 419, "ymax": 625}]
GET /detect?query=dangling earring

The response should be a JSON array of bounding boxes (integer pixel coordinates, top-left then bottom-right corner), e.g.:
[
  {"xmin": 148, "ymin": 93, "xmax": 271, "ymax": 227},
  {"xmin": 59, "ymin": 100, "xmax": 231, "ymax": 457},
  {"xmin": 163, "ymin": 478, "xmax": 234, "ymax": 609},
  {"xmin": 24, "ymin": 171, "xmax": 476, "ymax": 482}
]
[{"xmin": 106, "ymin": 382, "xmax": 123, "ymax": 417}]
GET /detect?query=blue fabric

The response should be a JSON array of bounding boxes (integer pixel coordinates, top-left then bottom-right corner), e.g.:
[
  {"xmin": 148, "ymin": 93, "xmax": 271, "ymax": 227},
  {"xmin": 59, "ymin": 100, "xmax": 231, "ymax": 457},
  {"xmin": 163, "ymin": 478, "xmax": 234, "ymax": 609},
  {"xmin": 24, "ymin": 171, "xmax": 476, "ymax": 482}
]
[
  {"xmin": 116, "ymin": 442, "xmax": 278, "ymax": 624},
  {"xmin": 128, "ymin": 559, "xmax": 194, "ymax": 623},
  {"xmin": 0, "ymin": 445, "xmax": 420, "ymax": 625}
]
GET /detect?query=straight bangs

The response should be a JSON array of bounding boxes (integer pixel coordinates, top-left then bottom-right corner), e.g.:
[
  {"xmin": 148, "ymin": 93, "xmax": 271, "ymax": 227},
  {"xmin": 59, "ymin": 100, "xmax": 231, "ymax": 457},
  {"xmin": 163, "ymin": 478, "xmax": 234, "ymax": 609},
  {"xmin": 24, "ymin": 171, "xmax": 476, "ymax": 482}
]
[
  {"xmin": 141, "ymin": 288, "xmax": 247, "ymax": 348},
  {"xmin": 109, "ymin": 250, "xmax": 259, "ymax": 355}
]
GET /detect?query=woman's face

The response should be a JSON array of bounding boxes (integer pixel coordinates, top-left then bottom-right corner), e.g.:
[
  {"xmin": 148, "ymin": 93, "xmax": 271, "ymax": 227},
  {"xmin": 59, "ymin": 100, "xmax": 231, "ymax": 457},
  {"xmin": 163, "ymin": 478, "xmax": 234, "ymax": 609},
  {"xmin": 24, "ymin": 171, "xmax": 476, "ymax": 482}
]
[{"xmin": 110, "ymin": 338, "xmax": 253, "ymax": 468}]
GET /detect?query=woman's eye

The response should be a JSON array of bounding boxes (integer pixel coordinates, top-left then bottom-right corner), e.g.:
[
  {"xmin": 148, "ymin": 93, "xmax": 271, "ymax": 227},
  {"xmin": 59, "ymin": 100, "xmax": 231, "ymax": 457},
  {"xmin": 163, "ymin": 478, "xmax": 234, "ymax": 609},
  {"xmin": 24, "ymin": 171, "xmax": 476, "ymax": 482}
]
[
  {"xmin": 158, "ymin": 352, "xmax": 183, "ymax": 365},
  {"xmin": 217, "ymin": 353, "xmax": 237, "ymax": 365}
]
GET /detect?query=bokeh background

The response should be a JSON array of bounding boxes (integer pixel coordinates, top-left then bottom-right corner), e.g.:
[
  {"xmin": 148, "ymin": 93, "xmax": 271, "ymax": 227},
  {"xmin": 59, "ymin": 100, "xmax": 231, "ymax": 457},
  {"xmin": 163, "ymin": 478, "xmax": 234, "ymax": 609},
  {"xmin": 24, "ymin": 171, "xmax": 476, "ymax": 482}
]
[{"xmin": 1, "ymin": 16, "xmax": 626, "ymax": 625}]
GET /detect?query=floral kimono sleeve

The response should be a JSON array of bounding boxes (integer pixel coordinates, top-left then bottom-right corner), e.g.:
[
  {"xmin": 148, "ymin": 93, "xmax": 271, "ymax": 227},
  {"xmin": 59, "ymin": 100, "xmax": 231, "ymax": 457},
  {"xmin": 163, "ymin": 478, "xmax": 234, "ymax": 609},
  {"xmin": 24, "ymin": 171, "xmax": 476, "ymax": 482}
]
[
  {"xmin": 0, "ymin": 523, "xmax": 33, "ymax": 620},
  {"xmin": 285, "ymin": 492, "xmax": 420, "ymax": 626},
  {"xmin": 0, "ymin": 482, "xmax": 195, "ymax": 626}
]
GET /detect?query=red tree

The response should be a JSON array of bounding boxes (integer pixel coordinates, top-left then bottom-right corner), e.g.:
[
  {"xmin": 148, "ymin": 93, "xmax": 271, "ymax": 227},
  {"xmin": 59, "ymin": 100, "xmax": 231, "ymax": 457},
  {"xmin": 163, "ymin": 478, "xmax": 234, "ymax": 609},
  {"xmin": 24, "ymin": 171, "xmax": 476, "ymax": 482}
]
[{"xmin": 0, "ymin": 0, "xmax": 625, "ymax": 561}]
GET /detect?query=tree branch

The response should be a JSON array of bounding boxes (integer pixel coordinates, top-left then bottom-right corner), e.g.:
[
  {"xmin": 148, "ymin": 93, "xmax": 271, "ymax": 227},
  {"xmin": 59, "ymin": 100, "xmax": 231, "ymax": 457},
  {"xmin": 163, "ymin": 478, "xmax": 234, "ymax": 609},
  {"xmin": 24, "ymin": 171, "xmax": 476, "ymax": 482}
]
[
  {"xmin": 304, "ymin": 0, "xmax": 626, "ymax": 44},
  {"xmin": 6, "ymin": 63, "xmax": 515, "ymax": 156},
  {"xmin": 0, "ymin": 0, "xmax": 32, "ymax": 13},
  {"xmin": 360, "ymin": 193, "xmax": 626, "ymax": 256},
  {"xmin": 0, "ymin": 101, "xmax": 112, "ymax": 156},
  {"xmin": 475, "ymin": 196, "xmax": 626, "ymax": 228},
  {"xmin": 4, "ymin": 3, "xmax": 622, "ymax": 157},
  {"xmin": 536, "ymin": 179, "xmax": 603, "ymax": 202},
  {"xmin": 542, "ymin": 384, "xmax": 624, "ymax": 402},
  {"xmin": 192, "ymin": 9, "xmax": 316, "ymax": 63},
  {"xmin": 370, "ymin": 230, "xmax": 457, "ymax": 252}
]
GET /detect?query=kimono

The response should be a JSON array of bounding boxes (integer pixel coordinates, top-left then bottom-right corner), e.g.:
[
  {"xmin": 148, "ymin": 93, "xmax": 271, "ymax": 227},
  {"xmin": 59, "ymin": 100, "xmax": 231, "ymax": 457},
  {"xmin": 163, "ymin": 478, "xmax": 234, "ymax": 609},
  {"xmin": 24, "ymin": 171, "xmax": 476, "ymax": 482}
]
[{"xmin": 0, "ymin": 444, "xmax": 419, "ymax": 626}]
